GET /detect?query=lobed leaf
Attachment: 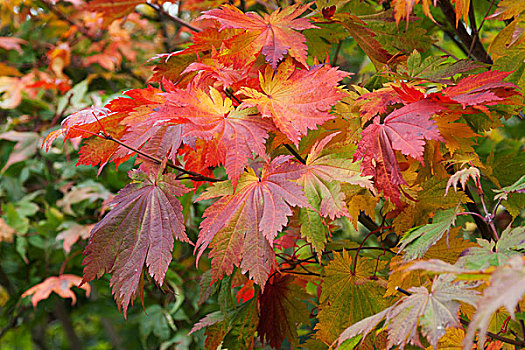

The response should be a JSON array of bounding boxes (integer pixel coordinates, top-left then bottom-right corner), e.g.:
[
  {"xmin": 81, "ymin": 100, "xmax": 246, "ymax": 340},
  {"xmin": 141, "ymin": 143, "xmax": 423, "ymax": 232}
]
[
  {"xmin": 81, "ymin": 170, "xmax": 189, "ymax": 316},
  {"xmin": 196, "ymin": 156, "xmax": 308, "ymax": 286},
  {"xmin": 199, "ymin": 4, "xmax": 316, "ymax": 69},
  {"xmin": 240, "ymin": 58, "xmax": 348, "ymax": 145}
]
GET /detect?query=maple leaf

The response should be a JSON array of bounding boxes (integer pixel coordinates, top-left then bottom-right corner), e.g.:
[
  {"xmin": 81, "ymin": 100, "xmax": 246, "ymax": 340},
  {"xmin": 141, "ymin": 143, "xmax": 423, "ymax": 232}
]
[
  {"xmin": 199, "ymin": 4, "xmax": 317, "ymax": 69},
  {"xmin": 298, "ymin": 133, "xmax": 373, "ymax": 252},
  {"xmin": 316, "ymin": 250, "xmax": 389, "ymax": 344},
  {"xmin": 386, "ymin": 230, "xmax": 474, "ymax": 297},
  {"xmin": 189, "ymin": 311, "xmax": 225, "ymax": 335},
  {"xmin": 457, "ymin": 226, "xmax": 525, "ymax": 269},
  {"xmin": 493, "ymin": 174, "xmax": 525, "ymax": 201},
  {"xmin": 354, "ymin": 100, "xmax": 445, "ymax": 205},
  {"xmin": 0, "ymin": 36, "xmax": 27, "ymax": 54},
  {"xmin": 399, "ymin": 206, "xmax": 462, "ymax": 261},
  {"xmin": 393, "ymin": 177, "xmax": 470, "ymax": 235},
  {"xmin": 22, "ymin": 274, "xmax": 91, "ymax": 307},
  {"xmin": 424, "ymin": 327, "xmax": 465, "ymax": 350},
  {"xmin": 390, "ymin": 0, "xmax": 435, "ymax": 25},
  {"xmin": 464, "ymin": 256, "xmax": 525, "ymax": 350},
  {"xmin": 445, "ymin": 167, "xmax": 481, "ymax": 195},
  {"xmin": 332, "ymin": 13, "xmax": 400, "ymax": 67},
  {"xmin": 81, "ymin": 170, "xmax": 189, "ymax": 316},
  {"xmin": 240, "ymin": 59, "xmax": 348, "ymax": 145},
  {"xmin": 443, "ymin": 70, "xmax": 517, "ymax": 110},
  {"xmin": 257, "ymin": 274, "xmax": 310, "ymax": 349},
  {"xmin": 302, "ymin": 133, "xmax": 374, "ymax": 220},
  {"xmin": 336, "ymin": 274, "xmax": 479, "ymax": 349},
  {"xmin": 56, "ymin": 223, "xmax": 94, "ymax": 254},
  {"xmin": 488, "ymin": 0, "xmax": 525, "ymax": 20},
  {"xmin": 162, "ymin": 85, "xmax": 272, "ymax": 188},
  {"xmin": 0, "ymin": 131, "xmax": 40, "ymax": 172},
  {"xmin": 85, "ymin": 0, "xmax": 150, "ymax": 26},
  {"xmin": 196, "ymin": 156, "xmax": 309, "ymax": 286}
]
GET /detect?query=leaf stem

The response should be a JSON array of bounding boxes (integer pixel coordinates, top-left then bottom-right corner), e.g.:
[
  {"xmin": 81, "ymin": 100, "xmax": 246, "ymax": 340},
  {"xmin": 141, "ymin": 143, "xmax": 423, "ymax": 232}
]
[
  {"xmin": 353, "ymin": 226, "xmax": 390, "ymax": 274},
  {"xmin": 58, "ymin": 251, "xmax": 82, "ymax": 276},
  {"xmin": 38, "ymin": 0, "xmax": 101, "ymax": 42},
  {"xmin": 283, "ymin": 144, "xmax": 306, "ymax": 164},
  {"xmin": 101, "ymin": 133, "xmax": 221, "ymax": 182},
  {"xmin": 144, "ymin": 3, "xmax": 202, "ymax": 33}
]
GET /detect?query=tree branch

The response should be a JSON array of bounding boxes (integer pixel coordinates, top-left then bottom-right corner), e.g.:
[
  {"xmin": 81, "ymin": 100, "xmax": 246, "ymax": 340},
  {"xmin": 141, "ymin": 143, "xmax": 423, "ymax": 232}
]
[
  {"xmin": 102, "ymin": 133, "xmax": 221, "ymax": 182},
  {"xmin": 145, "ymin": 3, "xmax": 202, "ymax": 33},
  {"xmin": 436, "ymin": 0, "xmax": 492, "ymax": 64},
  {"xmin": 284, "ymin": 144, "xmax": 306, "ymax": 164},
  {"xmin": 39, "ymin": 0, "xmax": 101, "ymax": 42},
  {"xmin": 463, "ymin": 187, "xmax": 494, "ymax": 241},
  {"xmin": 54, "ymin": 299, "xmax": 84, "ymax": 350}
]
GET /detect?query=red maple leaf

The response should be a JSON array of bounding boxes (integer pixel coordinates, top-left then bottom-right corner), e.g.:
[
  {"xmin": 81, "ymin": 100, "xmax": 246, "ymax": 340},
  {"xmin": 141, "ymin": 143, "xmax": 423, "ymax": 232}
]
[
  {"xmin": 85, "ymin": 0, "xmax": 152, "ymax": 26},
  {"xmin": 162, "ymin": 85, "xmax": 273, "ymax": 188},
  {"xmin": 196, "ymin": 156, "xmax": 309, "ymax": 286},
  {"xmin": 257, "ymin": 274, "xmax": 310, "ymax": 349},
  {"xmin": 199, "ymin": 4, "xmax": 317, "ymax": 69},
  {"xmin": 81, "ymin": 170, "xmax": 189, "ymax": 316},
  {"xmin": 240, "ymin": 59, "xmax": 348, "ymax": 145},
  {"xmin": 354, "ymin": 100, "xmax": 445, "ymax": 205},
  {"xmin": 443, "ymin": 70, "xmax": 517, "ymax": 109}
]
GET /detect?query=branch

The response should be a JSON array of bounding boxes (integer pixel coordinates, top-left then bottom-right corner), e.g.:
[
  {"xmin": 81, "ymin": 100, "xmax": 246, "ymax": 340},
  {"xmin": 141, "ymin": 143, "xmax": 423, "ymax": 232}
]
[
  {"xmin": 0, "ymin": 306, "xmax": 30, "ymax": 342},
  {"xmin": 145, "ymin": 3, "xmax": 202, "ymax": 33},
  {"xmin": 463, "ymin": 187, "xmax": 494, "ymax": 241},
  {"xmin": 436, "ymin": 0, "xmax": 492, "ymax": 64},
  {"xmin": 358, "ymin": 212, "xmax": 380, "ymax": 232},
  {"xmin": 54, "ymin": 299, "xmax": 84, "ymax": 350},
  {"xmin": 39, "ymin": 0, "xmax": 101, "ymax": 42},
  {"xmin": 102, "ymin": 133, "xmax": 221, "ymax": 182},
  {"xmin": 284, "ymin": 144, "xmax": 306, "ymax": 164},
  {"xmin": 468, "ymin": 0, "xmax": 497, "ymax": 59}
]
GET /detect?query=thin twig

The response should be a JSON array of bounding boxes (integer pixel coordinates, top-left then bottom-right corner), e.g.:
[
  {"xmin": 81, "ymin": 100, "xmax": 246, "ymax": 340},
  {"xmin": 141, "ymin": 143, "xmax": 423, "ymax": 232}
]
[
  {"xmin": 284, "ymin": 144, "xmax": 307, "ymax": 164},
  {"xmin": 468, "ymin": 0, "xmax": 497, "ymax": 59},
  {"xmin": 39, "ymin": 0, "xmax": 101, "ymax": 42},
  {"xmin": 457, "ymin": 211, "xmax": 488, "ymax": 221},
  {"xmin": 102, "ymin": 133, "xmax": 220, "ymax": 182},
  {"xmin": 436, "ymin": 0, "xmax": 492, "ymax": 64},
  {"xmin": 145, "ymin": 3, "xmax": 202, "ymax": 33},
  {"xmin": 432, "ymin": 43, "xmax": 460, "ymax": 60}
]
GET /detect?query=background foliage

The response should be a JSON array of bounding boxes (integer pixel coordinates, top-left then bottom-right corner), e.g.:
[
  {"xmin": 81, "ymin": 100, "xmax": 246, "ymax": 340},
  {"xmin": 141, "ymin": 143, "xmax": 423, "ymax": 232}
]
[{"xmin": 0, "ymin": 0, "xmax": 524, "ymax": 349}]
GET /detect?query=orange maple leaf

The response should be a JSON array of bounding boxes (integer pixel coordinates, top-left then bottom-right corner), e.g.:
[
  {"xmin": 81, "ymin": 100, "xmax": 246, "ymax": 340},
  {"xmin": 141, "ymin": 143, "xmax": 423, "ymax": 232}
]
[
  {"xmin": 22, "ymin": 275, "xmax": 91, "ymax": 307},
  {"xmin": 199, "ymin": 4, "xmax": 317, "ymax": 68},
  {"xmin": 240, "ymin": 59, "xmax": 348, "ymax": 145}
]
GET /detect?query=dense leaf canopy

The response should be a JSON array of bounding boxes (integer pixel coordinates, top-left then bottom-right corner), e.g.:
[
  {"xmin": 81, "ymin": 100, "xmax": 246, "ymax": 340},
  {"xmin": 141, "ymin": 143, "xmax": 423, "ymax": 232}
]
[{"xmin": 1, "ymin": 0, "xmax": 524, "ymax": 349}]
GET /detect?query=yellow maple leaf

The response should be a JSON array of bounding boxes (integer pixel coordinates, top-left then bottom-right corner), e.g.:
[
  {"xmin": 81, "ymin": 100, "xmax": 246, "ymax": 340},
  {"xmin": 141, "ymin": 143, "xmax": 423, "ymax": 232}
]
[{"xmin": 316, "ymin": 250, "xmax": 389, "ymax": 344}]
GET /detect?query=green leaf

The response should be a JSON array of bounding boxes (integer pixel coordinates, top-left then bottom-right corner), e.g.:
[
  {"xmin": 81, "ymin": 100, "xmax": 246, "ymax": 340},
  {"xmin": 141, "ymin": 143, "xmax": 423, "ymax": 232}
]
[
  {"xmin": 458, "ymin": 226, "xmax": 525, "ymax": 269},
  {"xmin": 399, "ymin": 206, "xmax": 461, "ymax": 261},
  {"xmin": 493, "ymin": 174, "xmax": 525, "ymax": 200}
]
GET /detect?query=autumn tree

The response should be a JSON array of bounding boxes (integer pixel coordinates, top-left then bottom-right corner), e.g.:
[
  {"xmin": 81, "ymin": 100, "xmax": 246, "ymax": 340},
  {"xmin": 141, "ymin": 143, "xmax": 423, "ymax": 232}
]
[{"xmin": 1, "ymin": 0, "xmax": 525, "ymax": 349}]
